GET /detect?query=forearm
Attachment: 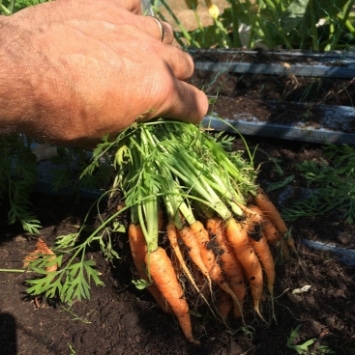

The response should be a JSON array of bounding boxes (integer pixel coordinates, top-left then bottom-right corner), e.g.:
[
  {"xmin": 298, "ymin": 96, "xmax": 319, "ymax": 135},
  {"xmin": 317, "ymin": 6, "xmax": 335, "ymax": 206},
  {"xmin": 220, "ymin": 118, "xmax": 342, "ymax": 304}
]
[{"xmin": 0, "ymin": 16, "xmax": 34, "ymax": 134}]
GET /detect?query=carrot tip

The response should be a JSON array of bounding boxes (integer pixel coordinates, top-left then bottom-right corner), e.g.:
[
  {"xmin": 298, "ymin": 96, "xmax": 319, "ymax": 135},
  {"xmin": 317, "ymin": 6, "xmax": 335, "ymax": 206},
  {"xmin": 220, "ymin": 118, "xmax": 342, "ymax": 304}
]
[
  {"xmin": 188, "ymin": 337, "xmax": 201, "ymax": 345},
  {"xmin": 254, "ymin": 305, "xmax": 267, "ymax": 324}
]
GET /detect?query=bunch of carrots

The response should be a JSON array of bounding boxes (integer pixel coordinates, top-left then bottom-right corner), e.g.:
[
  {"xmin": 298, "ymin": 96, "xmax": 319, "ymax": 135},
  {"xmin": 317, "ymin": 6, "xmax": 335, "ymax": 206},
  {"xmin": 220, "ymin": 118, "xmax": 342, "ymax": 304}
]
[{"xmin": 95, "ymin": 119, "xmax": 294, "ymax": 344}]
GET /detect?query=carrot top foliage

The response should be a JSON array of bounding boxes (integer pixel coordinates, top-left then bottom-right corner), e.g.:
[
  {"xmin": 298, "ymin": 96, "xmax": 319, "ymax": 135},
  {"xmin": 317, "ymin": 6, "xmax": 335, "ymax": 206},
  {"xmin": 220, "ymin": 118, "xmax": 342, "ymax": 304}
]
[
  {"xmin": 87, "ymin": 119, "xmax": 258, "ymax": 248},
  {"xmin": 22, "ymin": 119, "xmax": 258, "ymax": 304}
]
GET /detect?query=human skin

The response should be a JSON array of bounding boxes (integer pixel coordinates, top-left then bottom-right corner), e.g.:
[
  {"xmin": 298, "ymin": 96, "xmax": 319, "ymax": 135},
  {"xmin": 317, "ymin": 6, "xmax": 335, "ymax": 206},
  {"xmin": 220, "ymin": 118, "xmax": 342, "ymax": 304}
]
[{"xmin": 0, "ymin": 0, "xmax": 208, "ymax": 145}]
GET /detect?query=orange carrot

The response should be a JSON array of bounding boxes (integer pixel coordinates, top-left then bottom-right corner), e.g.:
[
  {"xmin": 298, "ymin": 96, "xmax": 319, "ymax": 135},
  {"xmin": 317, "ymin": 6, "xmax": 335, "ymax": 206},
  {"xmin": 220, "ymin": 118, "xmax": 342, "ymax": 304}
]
[
  {"xmin": 191, "ymin": 221, "xmax": 244, "ymax": 319},
  {"xmin": 262, "ymin": 216, "xmax": 282, "ymax": 245},
  {"xmin": 145, "ymin": 247, "xmax": 199, "ymax": 344},
  {"xmin": 246, "ymin": 206, "xmax": 276, "ymax": 295},
  {"xmin": 238, "ymin": 203, "xmax": 265, "ymax": 226},
  {"xmin": 190, "ymin": 220, "xmax": 211, "ymax": 244},
  {"xmin": 254, "ymin": 188, "xmax": 297, "ymax": 255},
  {"xmin": 178, "ymin": 224, "xmax": 212, "ymax": 288},
  {"xmin": 167, "ymin": 223, "xmax": 212, "ymax": 311},
  {"xmin": 189, "ymin": 221, "xmax": 215, "ymax": 280},
  {"xmin": 207, "ymin": 218, "xmax": 246, "ymax": 318},
  {"xmin": 254, "ymin": 187, "xmax": 287, "ymax": 235},
  {"xmin": 245, "ymin": 205, "xmax": 276, "ymax": 320},
  {"xmin": 251, "ymin": 231, "xmax": 276, "ymax": 321},
  {"xmin": 128, "ymin": 223, "xmax": 171, "ymax": 314},
  {"xmin": 224, "ymin": 217, "xmax": 264, "ymax": 319},
  {"xmin": 250, "ymin": 230, "xmax": 275, "ymax": 295},
  {"xmin": 167, "ymin": 223, "xmax": 189, "ymax": 274}
]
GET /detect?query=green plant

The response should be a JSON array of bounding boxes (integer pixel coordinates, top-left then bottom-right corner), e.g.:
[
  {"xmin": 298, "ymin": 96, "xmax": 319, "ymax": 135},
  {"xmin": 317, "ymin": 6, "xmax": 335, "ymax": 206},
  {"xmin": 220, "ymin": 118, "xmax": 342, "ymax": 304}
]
[
  {"xmin": 0, "ymin": 0, "xmax": 47, "ymax": 15},
  {"xmin": 49, "ymin": 146, "xmax": 111, "ymax": 194},
  {"xmin": 0, "ymin": 135, "xmax": 103, "ymax": 234},
  {"xmin": 68, "ymin": 343, "xmax": 77, "ymax": 355},
  {"xmin": 24, "ymin": 195, "xmax": 122, "ymax": 303},
  {"xmin": 0, "ymin": 135, "xmax": 41, "ymax": 234},
  {"xmin": 286, "ymin": 324, "xmax": 335, "ymax": 354},
  {"xmin": 286, "ymin": 325, "xmax": 316, "ymax": 354},
  {"xmin": 157, "ymin": 0, "xmax": 355, "ymax": 51},
  {"xmin": 282, "ymin": 144, "xmax": 355, "ymax": 224},
  {"xmin": 60, "ymin": 305, "xmax": 92, "ymax": 324}
]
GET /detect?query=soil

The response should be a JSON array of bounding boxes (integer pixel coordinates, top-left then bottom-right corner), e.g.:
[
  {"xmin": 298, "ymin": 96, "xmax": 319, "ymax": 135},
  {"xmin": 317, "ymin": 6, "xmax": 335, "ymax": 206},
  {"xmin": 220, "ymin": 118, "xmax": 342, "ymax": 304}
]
[{"xmin": 1, "ymin": 2, "xmax": 355, "ymax": 355}]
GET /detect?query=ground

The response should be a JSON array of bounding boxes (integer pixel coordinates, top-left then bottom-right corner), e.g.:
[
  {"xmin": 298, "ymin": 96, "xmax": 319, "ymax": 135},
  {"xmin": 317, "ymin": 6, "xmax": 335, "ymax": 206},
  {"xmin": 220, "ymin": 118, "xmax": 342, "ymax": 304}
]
[{"xmin": 1, "ymin": 1, "xmax": 355, "ymax": 354}]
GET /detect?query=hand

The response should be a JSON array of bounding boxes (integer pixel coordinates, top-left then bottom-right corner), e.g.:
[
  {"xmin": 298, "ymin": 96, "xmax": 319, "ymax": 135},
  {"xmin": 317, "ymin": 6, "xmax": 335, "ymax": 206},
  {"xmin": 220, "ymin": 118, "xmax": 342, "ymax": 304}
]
[{"xmin": 0, "ymin": 0, "xmax": 208, "ymax": 144}]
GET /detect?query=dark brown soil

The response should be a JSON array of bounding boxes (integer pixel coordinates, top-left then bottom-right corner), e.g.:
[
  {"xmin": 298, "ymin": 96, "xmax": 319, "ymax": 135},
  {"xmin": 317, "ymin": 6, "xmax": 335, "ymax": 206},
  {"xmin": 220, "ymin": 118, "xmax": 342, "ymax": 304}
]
[{"xmin": 1, "ymin": 134, "xmax": 355, "ymax": 355}]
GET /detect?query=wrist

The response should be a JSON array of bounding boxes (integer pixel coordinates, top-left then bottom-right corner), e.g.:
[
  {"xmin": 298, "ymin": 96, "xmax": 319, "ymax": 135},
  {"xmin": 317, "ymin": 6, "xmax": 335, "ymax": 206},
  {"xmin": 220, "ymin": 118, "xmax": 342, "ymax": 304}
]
[{"xmin": 0, "ymin": 16, "xmax": 35, "ymax": 134}]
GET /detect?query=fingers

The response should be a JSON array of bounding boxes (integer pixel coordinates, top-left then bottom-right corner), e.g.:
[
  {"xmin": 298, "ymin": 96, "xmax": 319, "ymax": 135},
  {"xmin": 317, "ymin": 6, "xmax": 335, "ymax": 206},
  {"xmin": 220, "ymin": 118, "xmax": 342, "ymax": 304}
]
[
  {"xmin": 135, "ymin": 15, "xmax": 174, "ymax": 44},
  {"xmin": 159, "ymin": 81, "xmax": 209, "ymax": 124},
  {"xmin": 115, "ymin": 0, "xmax": 173, "ymax": 40},
  {"xmin": 158, "ymin": 46, "xmax": 195, "ymax": 80}
]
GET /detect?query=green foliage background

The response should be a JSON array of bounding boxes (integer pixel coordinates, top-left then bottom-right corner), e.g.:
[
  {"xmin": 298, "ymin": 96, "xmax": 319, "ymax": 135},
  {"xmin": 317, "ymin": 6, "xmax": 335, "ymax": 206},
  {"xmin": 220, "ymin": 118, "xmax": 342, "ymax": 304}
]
[
  {"xmin": 158, "ymin": 0, "xmax": 355, "ymax": 51},
  {"xmin": 0, "ymin": 0, "xmax": 46, "ymax": 14}
]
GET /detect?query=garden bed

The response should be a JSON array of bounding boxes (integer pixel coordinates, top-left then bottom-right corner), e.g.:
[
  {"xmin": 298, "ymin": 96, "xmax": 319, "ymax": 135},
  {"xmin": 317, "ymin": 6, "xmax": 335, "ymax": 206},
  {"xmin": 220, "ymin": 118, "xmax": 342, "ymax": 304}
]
[{"xmin": 190, "ymin": 49, "xmax": 355, "ymax": 144}]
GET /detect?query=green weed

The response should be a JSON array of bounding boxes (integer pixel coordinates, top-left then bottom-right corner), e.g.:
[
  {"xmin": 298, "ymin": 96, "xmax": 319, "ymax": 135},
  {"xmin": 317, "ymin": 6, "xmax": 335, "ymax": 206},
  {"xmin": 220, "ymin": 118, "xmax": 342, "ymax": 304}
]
[
  {"xmin": 282, "ymin": 144, "xmax": 355, "ymax": 224},
  {"xmin": 0, "ymin": 135, "xmax": 41, "ymax": 234},
  {"xmin": 286, "ymin": 325, "xmax": 335, "ymax": 354}
]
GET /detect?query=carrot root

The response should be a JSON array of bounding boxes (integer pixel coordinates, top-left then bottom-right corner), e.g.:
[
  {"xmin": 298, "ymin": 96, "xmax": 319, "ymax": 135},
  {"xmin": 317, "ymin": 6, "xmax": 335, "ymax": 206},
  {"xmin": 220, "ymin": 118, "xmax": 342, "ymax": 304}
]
[
  {"xmin": 145, "ymin": 247, "xmax": 199, "ymax": 344},
  {"xmin": 167, "ymin": 223, "xmax": 214, "ymax": 314},
  {"xmin": 225, "ymin": 217, "xmax": 264, "ymax": 320},
  {"xmin": 248, "ymin": 204, "xmax": 278, "ymax": 321},
  {"xmin": 254, "ymin": 187, "xmax": 287, "ymax": 235},
  {"xmin": 207, "ymin": 218, "xmax": 246, "ymax": 319},
  {"xmin": 254, "ymin": 187, "xmax": 297, "ymax": 261},
  {"xmin": 128, "ymin": 223, "xmax": 171, "ymax": 314},
  {"xmin": 246, "ymin": 206, "xmax": 276, "ymax": 294},
  {"xmin": 190, "ymin": 220, "xmax": 244, "ymax": 322},
  {"xmin": 178, "ymin": 224, "xmax": 212, "ymax": 291},
  {"xmin": 262, "ymin": 216, "xmax": 282, "ymax": 245}
]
